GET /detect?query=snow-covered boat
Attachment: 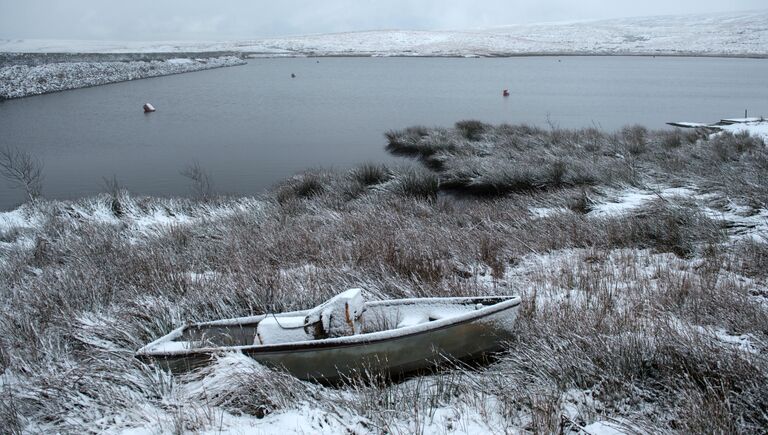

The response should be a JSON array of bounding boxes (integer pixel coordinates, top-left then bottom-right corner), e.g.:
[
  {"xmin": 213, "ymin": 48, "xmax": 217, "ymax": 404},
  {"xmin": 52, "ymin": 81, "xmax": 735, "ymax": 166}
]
[{"xmin": 136, "ymin": 290, "xmax": 521, "ymax": 382}]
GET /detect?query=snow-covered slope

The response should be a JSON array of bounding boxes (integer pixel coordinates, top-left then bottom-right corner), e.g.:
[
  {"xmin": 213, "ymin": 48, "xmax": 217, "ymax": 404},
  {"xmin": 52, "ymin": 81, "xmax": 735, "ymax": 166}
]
[
  {"xmin": 0, "ymin": 56, "xmax": 245, "ymax": 99},
  {"xmin": 1, "ymin": 10, "xmax": 767, "ymax": 57}
]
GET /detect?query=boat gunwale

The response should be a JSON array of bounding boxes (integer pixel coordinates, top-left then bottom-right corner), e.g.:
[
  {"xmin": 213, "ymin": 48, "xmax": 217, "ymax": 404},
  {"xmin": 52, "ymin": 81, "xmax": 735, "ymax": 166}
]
[{"xmin": 136, "ymin": 295, "xmax": 520, "ymax": 358}]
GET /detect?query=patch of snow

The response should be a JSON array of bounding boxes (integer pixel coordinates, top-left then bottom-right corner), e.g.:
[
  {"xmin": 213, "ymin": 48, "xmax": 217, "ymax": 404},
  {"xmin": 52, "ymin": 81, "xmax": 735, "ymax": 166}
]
[
  {"xmin": 588, "ymin": 186, "xmax": 695, "ymax": 217},
  {"xmin": 278, "ymin": 264, "xmax": 321, "ymax": 279},
  {"xmin": 668, "ymin": 121, "xmax": 710, "ymax": 128},
  {"xmin": 530, "ymin": 206, "xmax": 569, "ymax": 218},
  {"xmin": 703, "ymin": 203, "xmax": 768, "ymax": 241},
  {"xmin": 186, "ymin": 271, "xmax": 223, "ymax": 283},
  {"xmin": 721, "ymin": 117, "xmax": 764, "ymax": 123},
  {"xmin": 166, "ymin": 57, "xmax": 194, "ymax": 65},
  {"xmin": 718, "ymin": 120, "xmax": 768, "ymax": 142},
  {"xmin": 712, "ymin": 328, "xmax": 759, "ymax": 353},
  {"xmin": 208, "ymin": 403, "xmax": 367, "ymax": 435},
  {"xmin": 147, "ymin": 341, "xmax": 195, "ymax": 353},
  {"xmin": 0, "ymin": 206, "xmax": 43, "ymax": 258},
  {"xmin": 668, "ymin": 316, "xmax": 762, "ymax": 354},
  {"xmin": 0, "ymin": 368, "xmax": 19, "ymax": 388},
  {"xmin": 197, "ymin": 405, "xmax": 365, "ymax": 435},
  {"xmin": 589, "ymin": 189, "xmax": 656, "ymax": 216},
  {"xmin": 560, "ymin": 388, "xmax": 602, "ymax": 421},
  {"xmin": 396, "ymin": 400, "xmax": 513, "ymax": 434},
  {"xmin": 698, "ymin": 326, "xmax": 760, "ymax": 354},
  {"xmin": 582, "ymin": 421, "xmax": 628, "ymax": 435},
  {"xmin": 128, "ymin": 209, "xmax": 192, "ymax": 236},
  {"xmin": 396, "ymin": 313, "xmax": 430, "ymax": 328},
  {"xmin": 0, "ymin": 208, "xmax": 35, "ymax": 230},
  {"xmin": 181, "ymin": 353, "xmax": 269, "ymax": 400},
  {"xmin": 672, "ymin": 118, "xmax": 768, "ymax": 142}
]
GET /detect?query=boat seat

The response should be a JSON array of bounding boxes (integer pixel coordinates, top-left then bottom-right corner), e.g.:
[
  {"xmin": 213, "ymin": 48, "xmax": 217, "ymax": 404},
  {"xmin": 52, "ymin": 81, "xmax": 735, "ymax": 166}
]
[{"xmin": 255, "ymin": 315, "xmax": 313, "ymax": 345}]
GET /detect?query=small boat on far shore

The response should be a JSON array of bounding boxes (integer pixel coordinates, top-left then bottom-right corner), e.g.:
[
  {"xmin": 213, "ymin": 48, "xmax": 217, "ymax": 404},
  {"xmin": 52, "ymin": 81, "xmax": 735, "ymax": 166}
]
[
  {"xmin": 136, "ymin": 290, "xmax": 521, "ymax": 383},
  {"xmin": 667, "ymin": 116, "xmax": 766, "ymax": 129}
]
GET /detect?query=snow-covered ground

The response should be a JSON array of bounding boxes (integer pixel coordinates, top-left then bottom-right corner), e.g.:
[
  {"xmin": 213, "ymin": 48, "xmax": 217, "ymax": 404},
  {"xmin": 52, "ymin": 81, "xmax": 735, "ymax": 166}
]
[
  {"xmin": 0, "ymin": 195, "xmax": 263, "ymax": 267},
  {"xmin": 3, "ymin": 168, "xmax": 767, "ymax": 433},
  {"xmin": 532, "ymin": 183, "xmax": 768, "ymax": 242},
  {"xmin": 1, "ymin": 10, "xmax": 767, "ymax": 57},
  {"xmin": 0, "ymin": 55, "xmax": 245, "ymax": 99},
  {"xmin": 718, "ymin": 119, "xmax": 768, "ymax": 142},
  {"xmin": 670, "ymin": 118, "xmax": 768, "ymax": 142},
  {"xmin": 587, "ymin": 186, "xmax": 696, "ymax": 218}
]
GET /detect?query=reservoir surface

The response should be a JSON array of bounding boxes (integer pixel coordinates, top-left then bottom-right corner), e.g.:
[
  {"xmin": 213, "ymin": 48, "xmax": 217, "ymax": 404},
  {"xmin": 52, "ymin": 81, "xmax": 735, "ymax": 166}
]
[{"xmin": 1, "ymin": 56, "xmax": 767, "ymax": 209}]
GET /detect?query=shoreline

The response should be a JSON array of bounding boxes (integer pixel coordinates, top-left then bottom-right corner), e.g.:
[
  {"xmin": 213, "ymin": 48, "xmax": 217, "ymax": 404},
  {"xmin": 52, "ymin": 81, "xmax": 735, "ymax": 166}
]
[
  {"xmin": 5, "ymin": 50, "xmax": 768, "ymax": 60},
  {"xmin": 241, "ymin": 51, "xmax": 768, "ymax": 59},
  {"xmin": 0, "ymin": 55, "xmax": 247, "ymax": 100},
  {"xmin": 2, "ymin": 51, "xmax": 765, "ymax": 101}
]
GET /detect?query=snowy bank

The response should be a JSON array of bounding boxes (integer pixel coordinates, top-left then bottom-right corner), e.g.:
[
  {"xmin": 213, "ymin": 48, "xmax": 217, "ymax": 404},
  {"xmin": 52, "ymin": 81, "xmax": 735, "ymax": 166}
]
[
  {"xmin": 718, "ymin": 120, "xmax": 768, "ymax": 142},
  {"xmin": 1, "ymin": 11, "xmax": 767, "ymax": 58},
  {"xmin": 670, "ymin": 118, "xmax": 768, "ymax": 142},
  {"xmin": 0, "ymin": 55, "xmax": 245, "ymax": 99}
]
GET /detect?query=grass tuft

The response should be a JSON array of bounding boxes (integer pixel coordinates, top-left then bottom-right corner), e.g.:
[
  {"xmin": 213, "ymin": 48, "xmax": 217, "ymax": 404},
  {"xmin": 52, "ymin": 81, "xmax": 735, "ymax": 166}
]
[
  {"xmin": 455, "ymin": 120, "xmax": 490, "ymax": 141},
  {"xmin": 351, "ymin": 163, "xmax": 392, "ymax": 186},
  {"xmin": 275, "ymin": 172, "xmax": 326, "ymax": 204},
  {"xmin": 390, "ymin": 169, "xmax": 440, "ymax": 200}
]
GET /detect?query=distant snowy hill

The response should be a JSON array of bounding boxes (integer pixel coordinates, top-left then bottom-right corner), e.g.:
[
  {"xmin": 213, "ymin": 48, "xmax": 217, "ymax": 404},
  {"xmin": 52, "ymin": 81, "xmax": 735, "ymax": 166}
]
[{"xmin": 1, "ymin": 10, "xmax": 767, "ymax": 57}]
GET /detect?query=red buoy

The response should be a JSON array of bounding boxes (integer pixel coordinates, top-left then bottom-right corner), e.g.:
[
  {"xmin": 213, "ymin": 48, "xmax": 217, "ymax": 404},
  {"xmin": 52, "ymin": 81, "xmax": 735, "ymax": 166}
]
[
  {"xmin": 502, "ymin": 89, "xmax": 510, "ymax": 97},
  {"xmin": 143, "ymin": 103, "xmax": 156, "ymax": 113}
]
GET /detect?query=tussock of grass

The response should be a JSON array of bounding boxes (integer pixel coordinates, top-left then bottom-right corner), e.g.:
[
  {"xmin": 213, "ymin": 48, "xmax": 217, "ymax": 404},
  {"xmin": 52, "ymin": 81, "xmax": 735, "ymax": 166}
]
[
  {"xmin": 710, "ymin": 130, "xmax": 766, "ymax": 161},
  {"xmin": 620, "ymin": 124, "xmax": 649, "ymax": 155},
  {"xmin": 614, "ymin": 199, "xmax": 722, "ymax": 257},
  {"xmin": 455, "ymin": 120, "xmax": 490, "ymax": 141},
  {"xmin": 390, "ymin": 169, "xmax": 440, "ymax": 200},
  {"xmin": 351, "ymin": 163, "xmax": 392, "ymax": 187},
  {"xmin": 732, "ymin": 240, "xmax": 768, "ymax": 281},
  {"xmin": 275, "ymin": 172, "xmax": 327, "ymax": 204}
]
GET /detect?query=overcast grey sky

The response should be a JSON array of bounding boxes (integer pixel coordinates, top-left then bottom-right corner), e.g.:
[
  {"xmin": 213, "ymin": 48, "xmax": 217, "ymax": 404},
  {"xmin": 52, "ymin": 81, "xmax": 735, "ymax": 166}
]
[{"xmin": 0, "ymin": 0, "xmax": 765, "ymax": 40}]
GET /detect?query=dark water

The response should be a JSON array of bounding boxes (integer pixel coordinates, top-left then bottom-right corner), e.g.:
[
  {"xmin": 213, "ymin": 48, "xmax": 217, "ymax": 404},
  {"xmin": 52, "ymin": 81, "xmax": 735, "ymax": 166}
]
[{"xmin": 1, "ymin": 56, "xmax": 767, "ymax": 210}]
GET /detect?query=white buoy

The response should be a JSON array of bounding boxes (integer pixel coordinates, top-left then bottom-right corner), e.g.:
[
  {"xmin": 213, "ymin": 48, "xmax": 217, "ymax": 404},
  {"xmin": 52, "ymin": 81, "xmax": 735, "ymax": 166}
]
[{"xmin": 143, "ymin": 103, "xmax": 156, "ymax": 113}]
